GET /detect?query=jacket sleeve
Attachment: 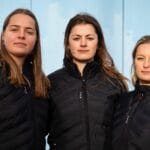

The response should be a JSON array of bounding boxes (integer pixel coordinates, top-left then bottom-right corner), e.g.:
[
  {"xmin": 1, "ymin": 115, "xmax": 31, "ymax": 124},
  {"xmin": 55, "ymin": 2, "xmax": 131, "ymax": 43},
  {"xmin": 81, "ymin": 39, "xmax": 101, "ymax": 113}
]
[
  {"xmin": 103, "ymin": 92, "xmax": 121, "ymax": 150},
  {"xmin": 46, "ymin": 90, "xmax": 57, "ymax": 149},
  {"xmin": 31, "ymin": 96, "xmax": 50, "ymax": 150}
]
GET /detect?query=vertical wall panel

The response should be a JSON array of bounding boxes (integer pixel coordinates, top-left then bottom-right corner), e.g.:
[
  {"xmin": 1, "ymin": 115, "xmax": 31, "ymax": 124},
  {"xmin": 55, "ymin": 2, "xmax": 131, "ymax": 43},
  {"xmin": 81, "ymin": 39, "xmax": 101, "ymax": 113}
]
[
  {"xmin": 31, "ymin": 0, "xmax": 123, "ymax": 74},
  {"xmin": 2, "ymin": 0, "xmax": 150, "ymax": 148},
  {"xmin": 0, "ymin": 0, "xmax": 31, "ymax": 32},
  {"xmin": 124, "ymin": 0, "xmax": 150, "ymax": 88},
  {"xmin": 31, "ymin": 2, "xmax": 124, "ymax": 150}
]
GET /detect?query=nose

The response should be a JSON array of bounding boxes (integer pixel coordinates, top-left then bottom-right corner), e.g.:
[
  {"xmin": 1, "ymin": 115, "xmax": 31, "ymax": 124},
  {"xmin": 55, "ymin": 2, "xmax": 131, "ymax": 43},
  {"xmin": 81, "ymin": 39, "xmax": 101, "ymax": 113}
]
[
  {"xmin": 18, "ymin": 29, "xmax": 25, "ymax": 39},
  {"xmin": 143, "ymin": 59, "xmax": 150, "ymax": 68},
  {"xmin": 80, "ymin": 37, "xmax": 87, "ymax": 46}
]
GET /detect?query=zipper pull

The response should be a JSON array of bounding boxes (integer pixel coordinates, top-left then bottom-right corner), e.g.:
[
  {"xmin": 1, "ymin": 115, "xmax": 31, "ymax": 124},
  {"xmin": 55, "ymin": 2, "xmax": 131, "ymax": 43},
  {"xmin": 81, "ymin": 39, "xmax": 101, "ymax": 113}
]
[
  {"xmin": 125, "ymin": 115, "xmax": 130, "ymax": 124},
  {"xmin": 24, "ymin": 86, "xmax": 28, "ymax": 94},
  {"xmin": 79, "ymin": 91, "xmax": 83, "ymax": 99}
]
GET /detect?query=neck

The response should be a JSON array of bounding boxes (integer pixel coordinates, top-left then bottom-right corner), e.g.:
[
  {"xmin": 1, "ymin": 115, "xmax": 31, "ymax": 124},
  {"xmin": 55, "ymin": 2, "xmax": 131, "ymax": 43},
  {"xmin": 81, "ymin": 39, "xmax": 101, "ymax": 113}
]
[{"xmin": 73, "ymin": 60, "xmax": 86, "ymax": 76}]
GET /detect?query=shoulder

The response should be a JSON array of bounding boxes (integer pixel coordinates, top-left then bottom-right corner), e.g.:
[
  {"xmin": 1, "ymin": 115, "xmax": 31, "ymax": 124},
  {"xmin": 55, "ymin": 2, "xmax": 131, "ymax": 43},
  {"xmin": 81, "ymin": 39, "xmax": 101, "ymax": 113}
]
[
  {"xmin": 118, "ymin": 90, "xmax": 135, "ymax": 107},
  {"xmin": 32, "ymin": 97, "xmax": 50, "ymax": 113},
  {"xmin": 0, "ymin": 62, "xmax": 8, "ymax": 85},
  {"xmin": 106, "ymin": 75, "xmax": 128, "ymax": 94},
  {"xmin": 48, "ymin": 68, "xmax": 66, "ymax": 80},
  {"xmin": 47, "ymin": 68, "xmax": 69, "ymax": 88},
  {"xmin": 0, "ymin": 62, "xmax": 3, "ymax": 75},
  {"xmin": 98, "ymin": 70, "xmax": 119, "ymax": 86},
  {"xmin": 120, "ymin": 90, "xmax": 134, "ymax": 100},
  {"xmin": 102, "ymin": 76, "xmax": 123, "ymax": 94}
]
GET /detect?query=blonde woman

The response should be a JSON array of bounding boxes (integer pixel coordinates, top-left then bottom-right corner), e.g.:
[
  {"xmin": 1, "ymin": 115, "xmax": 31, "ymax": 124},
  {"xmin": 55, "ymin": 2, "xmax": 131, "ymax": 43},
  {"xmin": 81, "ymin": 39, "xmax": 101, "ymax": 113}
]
[
  {"xmin": 0, "ymin": 8, "xmax": 50, "ymax": 150},
  {"xmin": 113, "ymin": 35, "xmax": 150, "ymax": 150}
]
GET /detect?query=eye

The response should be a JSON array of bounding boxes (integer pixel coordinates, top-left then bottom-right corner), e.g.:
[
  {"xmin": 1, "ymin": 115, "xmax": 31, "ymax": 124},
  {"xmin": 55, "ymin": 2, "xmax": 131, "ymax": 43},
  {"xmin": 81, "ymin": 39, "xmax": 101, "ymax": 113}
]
[
  {"xmin": 26, "ymin": 31, "xmax": 34, "ymax": 35},
  {"xmin": 87, "ymin": 37, "xmax": 94, "ymax": 40},
  {"xmin": 72, "ymin": 37, "xmax": 80, "ymax": 41},
  {"xmin": 10, "ymin": 28, "xmax": 18, "ymax": 32},
  {"xmin": 136, "ymin": 57, "xmax": 144, "ymax": 60},
  {"xmin": 26, "ymin": 29, "xmax": 35, "ymax": 35}
]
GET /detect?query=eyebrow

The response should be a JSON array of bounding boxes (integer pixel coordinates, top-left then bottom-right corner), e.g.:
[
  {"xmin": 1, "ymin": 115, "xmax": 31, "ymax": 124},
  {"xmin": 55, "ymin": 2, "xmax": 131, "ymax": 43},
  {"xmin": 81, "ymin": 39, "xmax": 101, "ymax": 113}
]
[
  {"xmin": 9, "ymin": 25, "xmax": 34, "ymax": 30},
  {"xmin": 71, "ymin": 34, "xmax": 95, "ymax": 37},
  {"xmin": 136, "ymin": 54, "xmax": 145, "ymax": 57}
]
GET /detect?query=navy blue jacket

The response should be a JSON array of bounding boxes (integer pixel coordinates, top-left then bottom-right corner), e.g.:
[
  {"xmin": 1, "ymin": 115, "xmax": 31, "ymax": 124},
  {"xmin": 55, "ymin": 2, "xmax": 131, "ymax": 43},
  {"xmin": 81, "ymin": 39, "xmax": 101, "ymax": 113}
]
[
  {"xmin": 113, "ymin": 84, "xmax": 150, "ymax": 150},
  {"xmin": 0, "ymin": 63, "xmax": 49, "ymax": 150},
  {"xmin": 48, "ymin": 59, "xmax": 124, "ymax": 150}
]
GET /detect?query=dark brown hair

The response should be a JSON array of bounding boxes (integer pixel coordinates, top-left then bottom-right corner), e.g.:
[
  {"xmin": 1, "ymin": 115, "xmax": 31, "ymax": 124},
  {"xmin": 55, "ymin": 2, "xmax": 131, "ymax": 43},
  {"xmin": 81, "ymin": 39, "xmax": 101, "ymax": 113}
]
[{"xmin": 64, "ymin": 13, "xmax": 128, "ymax": 91}]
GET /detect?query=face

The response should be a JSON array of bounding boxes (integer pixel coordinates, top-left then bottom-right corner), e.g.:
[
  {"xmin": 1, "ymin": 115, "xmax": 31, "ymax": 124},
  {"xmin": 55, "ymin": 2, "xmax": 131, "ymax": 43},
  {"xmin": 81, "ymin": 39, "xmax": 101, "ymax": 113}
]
[
  {"xmin": 68, "ymin": 24, "xmax": 98, "ymax": 64},
  {"xmin": 2, "ymin": 14, "xmax": 37, "ymax": 62},
  {"xmin": 134, "ymin": 43, "xmax": 150, "ymax": 85}
]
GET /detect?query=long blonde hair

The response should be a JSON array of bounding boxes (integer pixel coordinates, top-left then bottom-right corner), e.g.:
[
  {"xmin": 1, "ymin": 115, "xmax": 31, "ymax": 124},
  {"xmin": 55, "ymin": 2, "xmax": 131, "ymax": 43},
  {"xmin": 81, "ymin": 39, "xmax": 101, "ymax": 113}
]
[
  {"xmin": 132, "ymin": 35, "xmax": 150, "ymax": 86},
  {"xmin": 0, "ymin": 8, "xmax": 50, "ymax": 97}
]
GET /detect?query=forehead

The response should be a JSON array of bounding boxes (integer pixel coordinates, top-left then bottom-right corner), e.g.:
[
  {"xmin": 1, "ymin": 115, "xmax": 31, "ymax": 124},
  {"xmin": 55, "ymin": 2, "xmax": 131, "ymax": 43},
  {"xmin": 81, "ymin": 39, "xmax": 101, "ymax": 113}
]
[
  {"xmin": 70, "ymin": 24, "xmax": 96, "ymax": 34},
  {"xmin": 136, "ymin": 43, "xmax": 150, "ymax": 55},
  {"xmin": 8, "ymin": 14, "xmax": 35, "ymax": 28}
]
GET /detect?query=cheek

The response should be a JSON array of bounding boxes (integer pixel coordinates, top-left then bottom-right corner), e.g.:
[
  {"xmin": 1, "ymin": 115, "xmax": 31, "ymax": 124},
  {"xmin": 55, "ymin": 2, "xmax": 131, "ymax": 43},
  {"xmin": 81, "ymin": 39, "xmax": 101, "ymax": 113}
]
[
  {"xmin": 135, "ymin": 64, "xmax": 139, "ymax": 70},
  {"xmin": 90, "ymin": 42, "xmax": 98, "ymax": 50},
  {"xmin": 135, "ymin": 64, "xmax": 142, "ymax": 74},
  {"xmin": 3, "ymin": 37, "xmax": 15, "ymax": 52},
  {"xmin": 68, "ymin": 41, "xmax": 78, "ymax": 49},
  {"xmin": 28, "ymin": 38, "xmax": 36, "ymax": 49},
  {"xmin": 68, "ymin": 43, "xmax": 78, "ymax": 53},
  {"xmin": 69, "ymin": 48, "xmax": 76, "ymax": 56},
  {"xmin": 91, "ymin": 45, "xmax": 97, "ymax": 54},
  {"xmin": 4, "ymin": 34, "xmax": 15, "ymax": 45}
]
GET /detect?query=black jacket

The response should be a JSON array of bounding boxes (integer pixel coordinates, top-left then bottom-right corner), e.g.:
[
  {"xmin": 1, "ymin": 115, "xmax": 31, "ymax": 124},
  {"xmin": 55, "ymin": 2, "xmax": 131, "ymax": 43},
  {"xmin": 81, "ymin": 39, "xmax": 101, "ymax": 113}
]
[
  {"xmin": 0, "ymin": 63, "xmax": 49, "ymax": 150},
  {"xmin": 112, "ymin": 84, "xmax": 150, "ymax": 150},
  {"xmin": 48, "ymin": 59, "xmax": 124, "ymax": 150}
]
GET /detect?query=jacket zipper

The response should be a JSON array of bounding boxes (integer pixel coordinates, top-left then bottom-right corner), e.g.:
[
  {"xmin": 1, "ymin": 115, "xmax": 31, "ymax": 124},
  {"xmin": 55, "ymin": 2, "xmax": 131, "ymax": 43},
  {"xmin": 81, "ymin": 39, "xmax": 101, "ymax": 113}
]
[
  {"xmin": 125, "ymin": 95, "xmax": 142, "ymax": 124},
  {"xmin": 24, "ymin": 86, "xmax": 28, "ymax": 94},
  {"xmin": 80, "ymin": 78, "xmax": 91, "ymax": 150}
]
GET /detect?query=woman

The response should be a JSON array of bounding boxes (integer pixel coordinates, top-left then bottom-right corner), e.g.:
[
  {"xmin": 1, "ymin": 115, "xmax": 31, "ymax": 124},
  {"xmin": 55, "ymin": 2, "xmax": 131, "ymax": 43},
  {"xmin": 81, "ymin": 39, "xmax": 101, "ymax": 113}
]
[
  {"xmin": 48, "ymin": 13, "xmax": 128, "ymax": 150},
  {"xmin": 112, "ymin": 35, "xmax": 150, "ymax": 150},
  {"xmin": 0, "ymin": 8, "xmax": 50, "ymax": 150}
]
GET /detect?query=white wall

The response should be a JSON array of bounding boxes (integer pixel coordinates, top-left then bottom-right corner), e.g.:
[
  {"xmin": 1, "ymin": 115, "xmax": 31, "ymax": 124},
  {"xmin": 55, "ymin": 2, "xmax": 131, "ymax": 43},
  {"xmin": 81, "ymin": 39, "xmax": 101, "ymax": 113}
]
[{"xmin": 1, "ymin": 0, "xmax": 150, "ymax": 149}]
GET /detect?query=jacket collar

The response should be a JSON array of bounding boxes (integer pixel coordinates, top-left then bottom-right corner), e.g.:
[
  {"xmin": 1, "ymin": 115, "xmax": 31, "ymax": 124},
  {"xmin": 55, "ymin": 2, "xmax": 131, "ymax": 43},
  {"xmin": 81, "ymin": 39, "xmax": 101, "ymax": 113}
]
[
  {"xmin": 63, "ymin": 58, "xmax": 100, "ymax": 79},
  {"xmin": 0, "ymin": 60, "xmax": 34, "ymax": 86},
  {"xmin": 23, "ymin": 60, "xmax": 34, "ymax": 82},
  {"xmin": 135, "ymin": 82, "xmax": 150, "ymax": 97}
]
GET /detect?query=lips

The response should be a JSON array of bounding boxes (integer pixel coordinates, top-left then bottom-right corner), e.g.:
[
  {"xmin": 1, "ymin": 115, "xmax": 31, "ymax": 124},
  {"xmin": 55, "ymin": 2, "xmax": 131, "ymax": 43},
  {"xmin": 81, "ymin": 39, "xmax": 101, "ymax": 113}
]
[
  {"xmin": 14, "ymin": 42, "xmax": 27, "ymax": 47},
  {"xmin": 141, "ymin": 71, "xmax": 150, "ymax": 74},
  {"xmin": 78, "ymin": 49, "xmax": 89, "ymax": 52}
]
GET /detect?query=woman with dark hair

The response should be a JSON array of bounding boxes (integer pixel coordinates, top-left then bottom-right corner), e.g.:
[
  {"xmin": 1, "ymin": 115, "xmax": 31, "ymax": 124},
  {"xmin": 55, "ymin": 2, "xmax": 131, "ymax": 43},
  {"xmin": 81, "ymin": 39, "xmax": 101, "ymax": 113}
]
[
  {"xmin": 0, "ymin": 8, "xmax": 50, "ymax": 150},
  {"xmin": 48, "ymin": 13, "xmax": 128, "ymax": 150},
  {"xmin": 113, "ymin": 35, "xmax": 150, "ymax": 150}
]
